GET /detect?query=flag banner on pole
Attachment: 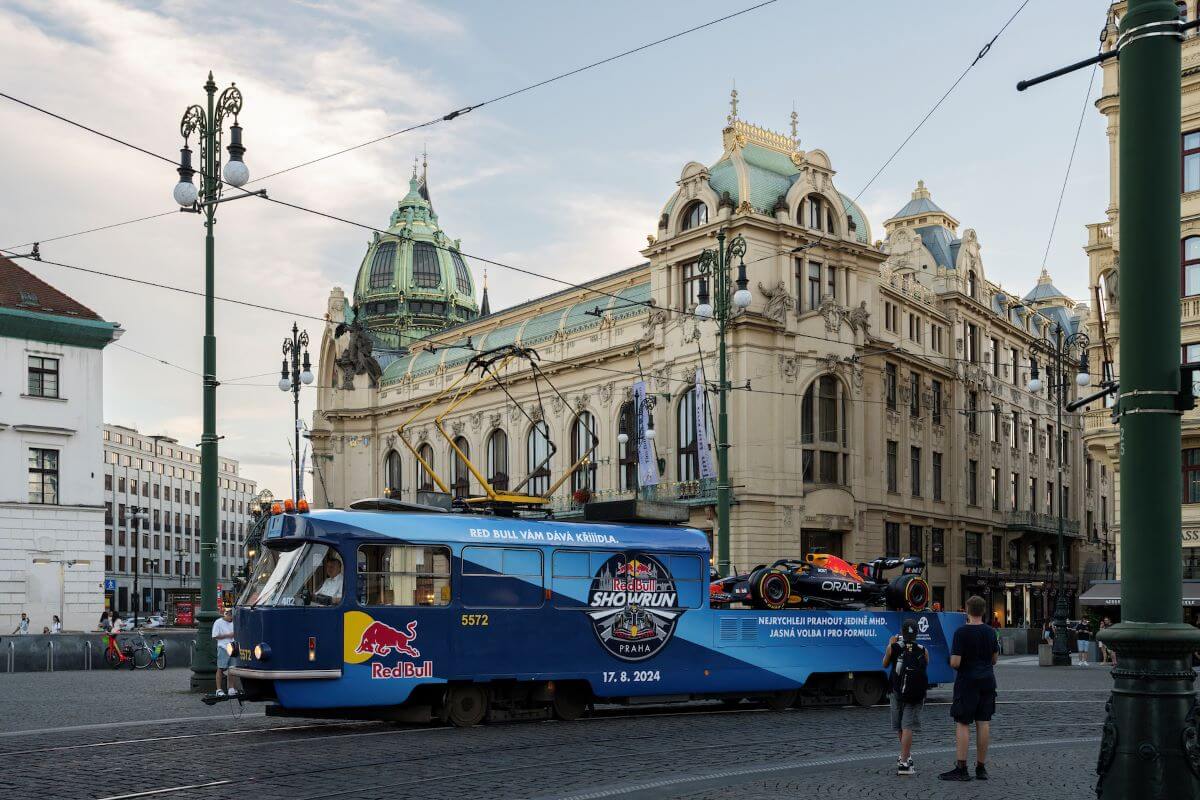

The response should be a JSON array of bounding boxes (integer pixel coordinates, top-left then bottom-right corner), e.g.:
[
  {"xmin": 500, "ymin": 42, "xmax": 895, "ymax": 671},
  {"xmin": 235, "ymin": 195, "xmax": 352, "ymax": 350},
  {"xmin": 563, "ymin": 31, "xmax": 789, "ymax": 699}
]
[
  {"xmin": 298, "ymin": 445, "xmax": 308, "ymax": 500},
  {"xmin": 633, "ymin": 380, "xmax": 660, "ymax": 487},
  {"xmin": 695, "ymin": 368, "xmax": 716, "ymax": 480}
]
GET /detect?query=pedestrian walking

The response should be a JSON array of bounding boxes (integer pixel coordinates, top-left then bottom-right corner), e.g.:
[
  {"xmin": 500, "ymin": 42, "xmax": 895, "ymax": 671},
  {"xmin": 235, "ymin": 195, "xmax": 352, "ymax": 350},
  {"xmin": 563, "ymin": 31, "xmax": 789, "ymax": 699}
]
[
  {"xmin": 212, "ymin": 607, "xmax": 238, "ymax": 697},
  {"xmin": 1099, "ymin": 617, "xmax": 1116, "ymax": 665},
  {"xmin": 11, "ymin": 612, "xmax": 29, "ymax": 635},
  {"xmin": 1042, "ymin": 618, "xmax": 1054, "ymax": 644},
  {"xmin": 50, "ymin": 615, "xmax": 62, "ymax": 634},
  {"xmin": 939, "ymin": 595, "xmax": 999, "ymax": 782},
  {"xmin": 98, "ymin": 611, "xmax": 111, "ymax": 632},
  {"xmin": 883, "ymin": 618, "xmax": 928, "ymax": 775},
  {"xmin": 1075, "ymin": 619, "xmax": 1091, "ymax": 667}
]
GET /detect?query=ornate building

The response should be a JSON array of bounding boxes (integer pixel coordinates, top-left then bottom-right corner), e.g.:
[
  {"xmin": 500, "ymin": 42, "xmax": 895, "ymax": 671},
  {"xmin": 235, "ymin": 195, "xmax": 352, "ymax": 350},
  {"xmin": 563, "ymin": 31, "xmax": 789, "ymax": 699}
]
[
  {"xmin": 1082, "ymin": 0, "xmax": 1200, "ymax": 605},
  {"xmin": 314, "ymin": 102, "xmax": 1109, "ymax": 623}
]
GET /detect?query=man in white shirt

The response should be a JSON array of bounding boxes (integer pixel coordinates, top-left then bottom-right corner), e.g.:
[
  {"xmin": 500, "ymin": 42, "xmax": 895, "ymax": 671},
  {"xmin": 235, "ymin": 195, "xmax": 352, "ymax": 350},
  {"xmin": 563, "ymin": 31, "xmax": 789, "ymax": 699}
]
[
  {"xmin": 212, "ymin": 607, "xmax": 238, "ymax": 697},
  {"xmin": 314, "ymin": 556, "xmax": 343, "ymax": 606}
]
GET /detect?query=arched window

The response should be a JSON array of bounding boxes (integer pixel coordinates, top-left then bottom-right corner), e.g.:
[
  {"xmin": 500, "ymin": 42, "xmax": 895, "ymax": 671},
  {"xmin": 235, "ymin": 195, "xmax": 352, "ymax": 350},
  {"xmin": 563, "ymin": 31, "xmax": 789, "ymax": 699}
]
[
  {"xmin": 416, "ymin": 443, "xmax": 435, "ymax": 492},
  {"xmin": 618, "ymin": 401, "xmax": 639, "ymax": 491},
  {"xmin": 801, "ymin": 194, "xmax": 836, "ymax": 233},
  {"xmin": 368, "ymin": 241, "xmax": 396, "ymax": 289},
  {"xmin": 570, "ymin": 412, "xmax": 598, "ymax": 492},
  {"xmin": 383, "ymin": 450, "xmax": 402, "ymax": 498},
  {"xmin": 411, "ymin": 242, "xmax": 441, "ymax": 289},
  {"xmin": 486, "ymin": 430, "xmax": 509, "ymax": 491},
  {"xmin": 451, "ymin": 437, "xmax": 471, "ymax": 499},
  {"xmin": 1184, "ymin": 237, "xmax": 1200, "ymax": 296},
  {"xmin": 676, "ymin": 387, "xmax": 711, "ymax": 482},
  {"xmin": 680, "ymin": 201, "xmax": 708, "ymax": 231},
  {"xmin": 967, "ymin": 270, "xmax": 978, "ymax": 299},
  {"xmin": 800, "ymin": 375, "xmax": 849, "ymax": 485},
  {"xmin": 526, "ymin": 422, "xmax": 552, "ymax": 495},
  {"xmin": 451, "ymin": 251, "xmax": 472, "ymax": 294}
]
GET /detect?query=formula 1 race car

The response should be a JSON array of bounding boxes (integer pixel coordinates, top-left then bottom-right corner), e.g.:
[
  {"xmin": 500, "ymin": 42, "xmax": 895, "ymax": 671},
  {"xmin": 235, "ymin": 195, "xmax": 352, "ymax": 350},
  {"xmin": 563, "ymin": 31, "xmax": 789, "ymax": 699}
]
[{"xmin": 709, "ymin": 553, "xmax": 931, "ymax": 612}]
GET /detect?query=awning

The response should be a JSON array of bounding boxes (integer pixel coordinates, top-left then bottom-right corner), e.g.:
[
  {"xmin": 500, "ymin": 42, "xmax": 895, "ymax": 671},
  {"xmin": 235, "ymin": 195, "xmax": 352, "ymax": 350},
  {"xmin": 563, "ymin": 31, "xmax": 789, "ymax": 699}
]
[{"xmin": 1080, "ymin": 580, "xmax": 1200, "ymax": 607}]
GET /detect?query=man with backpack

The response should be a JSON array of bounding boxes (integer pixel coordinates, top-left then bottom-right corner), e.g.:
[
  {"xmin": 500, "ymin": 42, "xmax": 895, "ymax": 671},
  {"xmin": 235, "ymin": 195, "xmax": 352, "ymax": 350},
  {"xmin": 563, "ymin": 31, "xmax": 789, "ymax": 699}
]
[{"xmin": 883, "ymin": 617, "xmax": 928, "ymax": 775}]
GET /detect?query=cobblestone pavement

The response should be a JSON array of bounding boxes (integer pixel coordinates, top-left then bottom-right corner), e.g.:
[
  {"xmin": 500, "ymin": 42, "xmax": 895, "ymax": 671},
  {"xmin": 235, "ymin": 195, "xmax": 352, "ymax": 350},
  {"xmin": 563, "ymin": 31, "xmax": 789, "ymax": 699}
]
[{"xmin": 0, "ymin": 661, "xmax": 1131, "ymax": 799}]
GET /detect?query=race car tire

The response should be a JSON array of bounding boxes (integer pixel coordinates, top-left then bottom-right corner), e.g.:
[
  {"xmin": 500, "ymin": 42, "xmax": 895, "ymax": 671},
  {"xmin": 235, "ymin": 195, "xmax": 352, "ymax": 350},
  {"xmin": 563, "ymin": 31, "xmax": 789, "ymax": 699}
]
[
  {"xmin": 445, "ymin": 685, "xmax": 489, "ymax": 727},
  {"xmin": 885, "ymin": 574, "xmax": 931, "ymax": 612},
  {"xmin": 750, "ymin": 569, "xmax": 791, "ymax": 610},
  {"xmin": 851, "ymin": 674, "xmax": 886, "ymax": 707}
]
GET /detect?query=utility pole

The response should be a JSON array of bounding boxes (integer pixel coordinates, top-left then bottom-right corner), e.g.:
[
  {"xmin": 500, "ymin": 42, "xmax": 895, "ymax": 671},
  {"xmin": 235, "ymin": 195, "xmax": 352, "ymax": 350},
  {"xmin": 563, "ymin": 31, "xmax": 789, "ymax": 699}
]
[{"xmin": 1100, "ymin": 1, "xmax": 1200, "ymax": 794}]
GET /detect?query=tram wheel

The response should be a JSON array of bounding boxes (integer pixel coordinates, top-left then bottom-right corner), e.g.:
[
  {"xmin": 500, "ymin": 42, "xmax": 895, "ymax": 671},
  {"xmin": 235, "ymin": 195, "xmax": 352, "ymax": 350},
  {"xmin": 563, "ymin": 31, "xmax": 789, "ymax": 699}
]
[
  {"xmin": 720, "ymin": 698, "xmax": 743, "ymax": 708},
  {"xmin": 445, "ymin": 685, "xmax": 489, "ymax": 728},
  {"xmin": 851, "ymin": 674, "xmax": 886, "ymax": 708},
  {"xmin": 552, "ymin": 685, "xmax": 588, "ymax": 721},
  {"xmin": 765, "ymin": 690, "xmax": 797, "ymax": 712}
]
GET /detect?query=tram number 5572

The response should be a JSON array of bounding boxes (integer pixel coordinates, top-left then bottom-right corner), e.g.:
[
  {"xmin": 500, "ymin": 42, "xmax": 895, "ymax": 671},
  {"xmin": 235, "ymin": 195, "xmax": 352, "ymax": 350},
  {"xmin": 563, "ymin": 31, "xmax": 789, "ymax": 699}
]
[{"xmin": 460, "ymin": 614, "xmax": 490, "ymax": 626}]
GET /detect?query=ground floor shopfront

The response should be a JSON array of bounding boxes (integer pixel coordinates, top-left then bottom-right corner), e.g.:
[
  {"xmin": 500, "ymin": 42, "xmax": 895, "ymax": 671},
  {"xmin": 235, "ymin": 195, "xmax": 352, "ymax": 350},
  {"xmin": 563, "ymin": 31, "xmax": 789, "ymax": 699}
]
[{"xmin": 1078, "ymin": 579, "xmax": 1200, "ymax": 625}]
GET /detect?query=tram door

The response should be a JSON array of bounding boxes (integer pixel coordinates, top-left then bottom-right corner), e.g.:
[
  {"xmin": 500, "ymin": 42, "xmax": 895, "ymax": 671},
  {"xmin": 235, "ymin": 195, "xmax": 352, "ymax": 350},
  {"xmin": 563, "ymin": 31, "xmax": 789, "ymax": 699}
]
[{"xmin": 353, "ymin": 543, "xmax": 455, "ymax": 672}]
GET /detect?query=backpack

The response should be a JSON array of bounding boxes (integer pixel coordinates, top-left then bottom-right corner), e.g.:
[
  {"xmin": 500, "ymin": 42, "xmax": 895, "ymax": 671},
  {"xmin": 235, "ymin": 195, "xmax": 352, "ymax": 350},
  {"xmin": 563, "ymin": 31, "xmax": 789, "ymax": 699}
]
[{"xmin": 891, "ymin": 642, "xmax": 928, "ymax": 704}]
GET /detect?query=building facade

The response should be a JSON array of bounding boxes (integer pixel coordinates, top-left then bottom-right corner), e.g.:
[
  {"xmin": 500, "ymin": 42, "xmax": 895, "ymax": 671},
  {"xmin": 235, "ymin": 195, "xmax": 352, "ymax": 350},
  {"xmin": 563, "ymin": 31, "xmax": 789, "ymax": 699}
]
[
  {"xmin": 101, "ymin": 424, "xmax": 257, "ymax": 614},
  {"xmin": 314, "ymin": 107, "xmax": 1110, "ymax": 624},
  {"xmin": 0, "ymin": 256, "xmax": 121, "ymax": 633},
  {"xmin": 1082, "ymin": 0, "xmax": 1200, "ymax": 600}
]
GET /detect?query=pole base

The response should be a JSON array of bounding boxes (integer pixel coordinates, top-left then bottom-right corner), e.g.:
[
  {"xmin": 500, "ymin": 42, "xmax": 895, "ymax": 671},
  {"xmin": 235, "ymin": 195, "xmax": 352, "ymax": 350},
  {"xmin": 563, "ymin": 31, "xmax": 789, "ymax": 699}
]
[
  {"xmin": 1096, "ymin": 623, "xmax": 1200, "ymax": 799},
  {"xmin": 189, "ymin": 672, "xmax": 216, "ymax": 693},
  {"xmin": 1051, "ymin": 651, "xmax": 1073, "ymax": 667}
]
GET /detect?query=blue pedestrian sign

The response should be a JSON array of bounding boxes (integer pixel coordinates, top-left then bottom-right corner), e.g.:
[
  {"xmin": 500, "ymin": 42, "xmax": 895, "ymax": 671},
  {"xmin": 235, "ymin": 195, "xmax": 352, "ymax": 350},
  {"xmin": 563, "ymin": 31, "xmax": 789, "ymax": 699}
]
[{"xmin": 104, "ymin": 578, "xmax": 117, "ymax": 590}]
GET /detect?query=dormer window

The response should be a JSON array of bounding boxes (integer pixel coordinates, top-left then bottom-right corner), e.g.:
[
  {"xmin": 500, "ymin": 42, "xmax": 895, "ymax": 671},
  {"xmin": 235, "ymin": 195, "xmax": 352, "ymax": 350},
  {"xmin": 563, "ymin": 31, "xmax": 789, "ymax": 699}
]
[
  {"xmin": 801, "ymin": 195, "xmax": 836, "ymax": 233},
  {"xmin": 968, "ymin": 270, "xmax": 978, "ymax": 299},
  {"xmin": 680, "ymin": 201, "xmax": 708, "ymax": 231}
]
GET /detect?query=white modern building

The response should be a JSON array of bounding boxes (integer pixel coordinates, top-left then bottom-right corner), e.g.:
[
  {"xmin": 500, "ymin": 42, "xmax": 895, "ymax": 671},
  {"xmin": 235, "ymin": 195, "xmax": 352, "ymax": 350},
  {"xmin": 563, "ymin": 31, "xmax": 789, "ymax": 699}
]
[
  {"xmin": 0, "ymin": 256, "xmax": 121, "ymax": 633},
  {"xmin": 102, "ymin": 424, "xmax": 258, "ymax": 615}
]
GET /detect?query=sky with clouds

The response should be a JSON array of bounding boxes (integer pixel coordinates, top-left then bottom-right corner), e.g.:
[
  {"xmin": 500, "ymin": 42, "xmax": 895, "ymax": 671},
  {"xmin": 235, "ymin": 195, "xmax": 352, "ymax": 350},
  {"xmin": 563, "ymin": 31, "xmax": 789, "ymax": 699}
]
[{"xmin": 0, "ymin": 0, "xmax": 1113, "ymax": 498}]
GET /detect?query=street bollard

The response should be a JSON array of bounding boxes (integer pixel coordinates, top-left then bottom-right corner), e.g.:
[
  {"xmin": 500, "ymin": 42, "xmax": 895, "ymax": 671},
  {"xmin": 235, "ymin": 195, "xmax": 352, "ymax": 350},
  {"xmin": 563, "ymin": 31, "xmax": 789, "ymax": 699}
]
[
  {"xmin": 46, "ymin": 639, "xmax": 54, "ymax": 672},
  {"xmin": 5, "ymin": 640, "xmax": 12, "ymax": 673},
  {"xmin": 84, "ymin": 640, "xmax": 92, "ymax": 670}
]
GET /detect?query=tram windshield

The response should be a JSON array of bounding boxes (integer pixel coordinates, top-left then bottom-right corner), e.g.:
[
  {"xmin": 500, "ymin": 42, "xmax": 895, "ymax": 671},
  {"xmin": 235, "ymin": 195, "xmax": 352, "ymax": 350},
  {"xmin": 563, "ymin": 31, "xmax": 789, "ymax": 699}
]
[{"xmin": 241, "ymin": 543, "xmax": 344, "ymax": 607}]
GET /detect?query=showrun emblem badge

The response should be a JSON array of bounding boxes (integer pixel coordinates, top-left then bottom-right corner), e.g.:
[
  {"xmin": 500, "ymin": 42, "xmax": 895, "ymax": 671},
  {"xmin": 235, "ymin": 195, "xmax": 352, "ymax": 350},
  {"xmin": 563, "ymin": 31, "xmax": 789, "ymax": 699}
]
[{"xmin": 586, "ymin": 553, "xmax": 682, "ymax": 661}]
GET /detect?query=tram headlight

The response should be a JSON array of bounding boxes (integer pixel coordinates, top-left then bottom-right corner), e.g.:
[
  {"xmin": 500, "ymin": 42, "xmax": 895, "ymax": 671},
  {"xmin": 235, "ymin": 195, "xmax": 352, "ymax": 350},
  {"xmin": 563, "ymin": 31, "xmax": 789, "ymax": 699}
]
[
  {"xmin": 224, "ymin": 642, "xmax": 236, "ymax": 657},
  {"xmin": 253, "ymin": 643, "xmax": 271, "ymax": 661}
]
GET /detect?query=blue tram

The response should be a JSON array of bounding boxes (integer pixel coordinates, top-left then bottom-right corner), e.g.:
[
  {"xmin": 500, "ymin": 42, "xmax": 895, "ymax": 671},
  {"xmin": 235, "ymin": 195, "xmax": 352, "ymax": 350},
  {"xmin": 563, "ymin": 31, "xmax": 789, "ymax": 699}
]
[{"xmin": 228, "ymin": 503, "xmax": 964, "ymax": 726}]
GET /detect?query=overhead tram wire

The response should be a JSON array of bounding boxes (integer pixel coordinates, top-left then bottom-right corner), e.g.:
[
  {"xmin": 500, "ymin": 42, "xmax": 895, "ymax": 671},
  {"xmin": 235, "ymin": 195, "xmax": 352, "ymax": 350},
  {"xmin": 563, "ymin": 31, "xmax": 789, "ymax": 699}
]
[{"xmin": 0, "ymin": 0, "xmax": 778, "ymax": 252}]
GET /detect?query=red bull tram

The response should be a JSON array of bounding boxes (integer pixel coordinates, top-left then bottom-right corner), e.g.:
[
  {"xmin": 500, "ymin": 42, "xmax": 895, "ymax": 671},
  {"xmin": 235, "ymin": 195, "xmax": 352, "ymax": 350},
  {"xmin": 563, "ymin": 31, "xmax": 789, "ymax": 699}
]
[{"xmin": 225, "ymin": 346, "xmax": 964, "ymax": 726}]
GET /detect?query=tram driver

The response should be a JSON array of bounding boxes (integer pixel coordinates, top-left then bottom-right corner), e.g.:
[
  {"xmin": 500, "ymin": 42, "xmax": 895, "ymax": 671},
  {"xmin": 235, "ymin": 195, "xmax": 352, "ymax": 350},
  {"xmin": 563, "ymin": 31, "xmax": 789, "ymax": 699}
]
[{"xmin": 310, "ymin": 554, "xmax": 343, "ymax": 606}]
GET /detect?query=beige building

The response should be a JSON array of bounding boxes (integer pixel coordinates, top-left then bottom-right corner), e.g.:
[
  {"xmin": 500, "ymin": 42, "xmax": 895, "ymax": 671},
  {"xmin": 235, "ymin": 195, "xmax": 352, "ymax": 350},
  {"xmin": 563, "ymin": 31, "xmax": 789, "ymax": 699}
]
[
  {"xmin": 314, "ymin": 104, "xmax": 1109, "ymax": 623},
  {"xmin": 1082, "ymin": 1, "xmax": 1200, "ymax": 604}
]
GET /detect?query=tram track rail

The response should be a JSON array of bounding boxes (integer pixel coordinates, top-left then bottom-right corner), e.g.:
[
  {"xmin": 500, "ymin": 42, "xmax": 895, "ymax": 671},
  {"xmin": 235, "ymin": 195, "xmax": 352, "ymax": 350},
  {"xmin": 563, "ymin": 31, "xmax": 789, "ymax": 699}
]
[{"xmin": 88, "ymin": 704, "xmax": 1105, "ymax": 800}]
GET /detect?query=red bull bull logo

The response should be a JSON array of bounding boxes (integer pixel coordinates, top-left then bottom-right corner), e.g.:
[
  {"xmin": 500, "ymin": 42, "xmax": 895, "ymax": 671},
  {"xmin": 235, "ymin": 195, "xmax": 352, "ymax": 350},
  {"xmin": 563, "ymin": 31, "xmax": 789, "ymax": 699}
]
[
  {"xmin": 345, "ymin": 614, "xmax": 434, "ymax": 680},
  {"xmin": 356, "ymin": 620, "xmax": 421, "ymax": 658}
]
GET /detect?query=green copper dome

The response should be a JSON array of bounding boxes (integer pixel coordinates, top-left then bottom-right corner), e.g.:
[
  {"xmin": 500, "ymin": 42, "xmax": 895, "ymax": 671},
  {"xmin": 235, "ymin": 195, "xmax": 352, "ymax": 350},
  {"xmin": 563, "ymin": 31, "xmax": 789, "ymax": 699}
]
[{"xmin": 353, "ymin": 166, "xmax": 479, "ymax": 349}]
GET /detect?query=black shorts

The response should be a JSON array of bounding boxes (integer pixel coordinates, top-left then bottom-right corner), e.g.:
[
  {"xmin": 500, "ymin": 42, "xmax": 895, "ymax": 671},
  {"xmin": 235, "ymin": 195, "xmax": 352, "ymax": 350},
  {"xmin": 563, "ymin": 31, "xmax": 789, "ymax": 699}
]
[{"xmin": 951, "ymin": 679, "xmax": 996, "ymax": 724}]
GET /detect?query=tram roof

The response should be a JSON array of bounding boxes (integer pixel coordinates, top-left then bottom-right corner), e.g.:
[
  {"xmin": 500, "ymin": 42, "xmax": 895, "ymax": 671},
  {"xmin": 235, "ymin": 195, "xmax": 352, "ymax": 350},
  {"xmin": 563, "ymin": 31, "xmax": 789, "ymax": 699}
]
[{"xmin": 267, "ymin": 510, "xmax": 711, "ymax": 554}]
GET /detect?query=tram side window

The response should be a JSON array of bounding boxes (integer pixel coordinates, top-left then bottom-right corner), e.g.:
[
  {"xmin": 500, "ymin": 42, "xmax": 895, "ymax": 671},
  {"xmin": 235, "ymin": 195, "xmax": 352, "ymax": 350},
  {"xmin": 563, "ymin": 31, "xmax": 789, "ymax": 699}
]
[
  {"xmin": 667, "ymin": 555, "xmax": 704, "ymax": 609},
  {"xmin": 550, "ymin": 551, "xmax": 702, "ymax": 609},
  {"xmin": 357, "ymin": 545, "xmax": 451, "ymax": 607},
  {"xmin": 461, "ymin": 546, "xmax": 543, "ymax": 608}
]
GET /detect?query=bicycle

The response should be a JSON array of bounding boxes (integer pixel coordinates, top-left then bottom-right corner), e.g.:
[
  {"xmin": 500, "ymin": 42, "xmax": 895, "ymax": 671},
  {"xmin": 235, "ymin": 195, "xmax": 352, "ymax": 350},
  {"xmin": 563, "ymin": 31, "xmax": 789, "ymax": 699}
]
[{"xmin": 103, "ymin": 632, "xmax": 166, "ymax": 669}]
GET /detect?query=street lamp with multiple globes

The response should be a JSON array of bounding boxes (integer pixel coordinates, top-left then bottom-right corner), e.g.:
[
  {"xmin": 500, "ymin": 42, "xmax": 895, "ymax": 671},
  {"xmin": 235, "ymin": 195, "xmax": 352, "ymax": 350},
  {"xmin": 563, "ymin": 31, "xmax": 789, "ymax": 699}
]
[
  {"xmin": 694, "ymin": 230, "xmax": 751, "ymax": 577},
  {"xmin": 172, "ymin": 72, "xmax": 251, "ymax": 691},
  {"xmin": 1025, "ymin": 324, "xmax": 1090, "ymax": 667},
  {"xmin": 279, "ymin": 323, "xmax": 314, "ymax": 502},
  {"xmin": 127, "ymin": 506, "xmax": 149, "ymax": 628}
]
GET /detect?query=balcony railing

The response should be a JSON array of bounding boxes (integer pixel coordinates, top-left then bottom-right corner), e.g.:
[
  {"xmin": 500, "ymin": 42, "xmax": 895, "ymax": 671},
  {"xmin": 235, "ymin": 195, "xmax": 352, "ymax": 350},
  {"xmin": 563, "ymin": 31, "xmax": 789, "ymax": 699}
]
[
  {"xmin": 551, "ymin": 478, "xmax": 720, "ymax": 518},
  {"xmin": 1087, "ymin": 222, "xmax": 1113, "ymax": 247},
  {"xmin": 1005, "ymin": 510, "xmax": 1081, "ymax": 537}
]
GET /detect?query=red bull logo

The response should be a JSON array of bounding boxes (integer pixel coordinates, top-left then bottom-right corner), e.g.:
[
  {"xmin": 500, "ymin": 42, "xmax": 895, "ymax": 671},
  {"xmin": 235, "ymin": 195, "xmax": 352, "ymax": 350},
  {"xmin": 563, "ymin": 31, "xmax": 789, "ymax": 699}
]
[
  {"xmin": 356, "ymin": 620, "xmax": 421, "ymax": 658},
  {"xmin": 612, "ymin": 558, "xmax": 658, "ymax": 593}
]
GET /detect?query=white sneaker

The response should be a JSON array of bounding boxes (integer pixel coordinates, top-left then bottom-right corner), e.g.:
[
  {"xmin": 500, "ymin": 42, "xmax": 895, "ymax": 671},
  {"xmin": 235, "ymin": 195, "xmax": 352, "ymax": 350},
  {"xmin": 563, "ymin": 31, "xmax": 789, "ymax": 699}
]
[
  {"xmin": 215, "ymin": 689, "xmax": 225, "ymax": 697},
  {"xmin": 228, "ymin": 688, "xmax": 239, "ymax": 696}
]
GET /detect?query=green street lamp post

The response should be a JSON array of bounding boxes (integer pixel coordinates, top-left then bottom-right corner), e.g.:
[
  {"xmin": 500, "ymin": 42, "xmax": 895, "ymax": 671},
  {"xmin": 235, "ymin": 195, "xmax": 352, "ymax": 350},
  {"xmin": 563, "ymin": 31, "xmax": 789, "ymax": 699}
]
[
  {"xmin": 171, "ymin": 72, "xmax": 251, "ymax": 692},
  {"xmin": 278, "ymin": 322, "xmax": 314, "ymax": 502},
  {"xmin": 695, "ymin": 230, "xmax": 750, "ymax": 577},
  {"xmin": 1097, "ymin": 1, "xmax": 1200, "ymax": 794},
  {"xmin": 1025, "ymin": 328, "xmax": 1090, "ymax": 667}
]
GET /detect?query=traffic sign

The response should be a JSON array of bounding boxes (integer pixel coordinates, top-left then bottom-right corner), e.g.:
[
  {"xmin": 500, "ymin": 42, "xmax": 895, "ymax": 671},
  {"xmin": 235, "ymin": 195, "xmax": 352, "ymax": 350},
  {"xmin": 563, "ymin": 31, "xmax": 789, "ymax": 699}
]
[{"xmin": 104, "ymin": 578, "xmax": 117, "ymax": 591}]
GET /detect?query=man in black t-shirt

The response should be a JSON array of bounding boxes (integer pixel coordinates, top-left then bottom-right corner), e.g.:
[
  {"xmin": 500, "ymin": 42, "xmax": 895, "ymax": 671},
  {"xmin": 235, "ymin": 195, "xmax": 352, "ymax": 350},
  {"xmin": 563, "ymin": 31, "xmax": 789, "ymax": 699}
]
[{"xmin": 938, "ymin": 595, "xmax": 999, "ymax": 782}]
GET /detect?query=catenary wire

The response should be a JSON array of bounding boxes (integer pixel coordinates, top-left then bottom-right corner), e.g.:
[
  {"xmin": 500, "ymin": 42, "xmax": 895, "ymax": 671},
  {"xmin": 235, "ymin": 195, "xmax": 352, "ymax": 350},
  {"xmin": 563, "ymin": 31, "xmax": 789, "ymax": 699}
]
[{"xmin": 0, "ymin": 0, "xmax": 778, "ymax": 251}]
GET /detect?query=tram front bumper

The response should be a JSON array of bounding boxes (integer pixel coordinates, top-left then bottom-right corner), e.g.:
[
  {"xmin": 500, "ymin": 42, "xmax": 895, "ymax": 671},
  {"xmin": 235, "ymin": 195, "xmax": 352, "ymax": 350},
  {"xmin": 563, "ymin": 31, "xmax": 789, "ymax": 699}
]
[{"xmin": 228, "ymin": 666, "xmax": 342, "ymax": 680}]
